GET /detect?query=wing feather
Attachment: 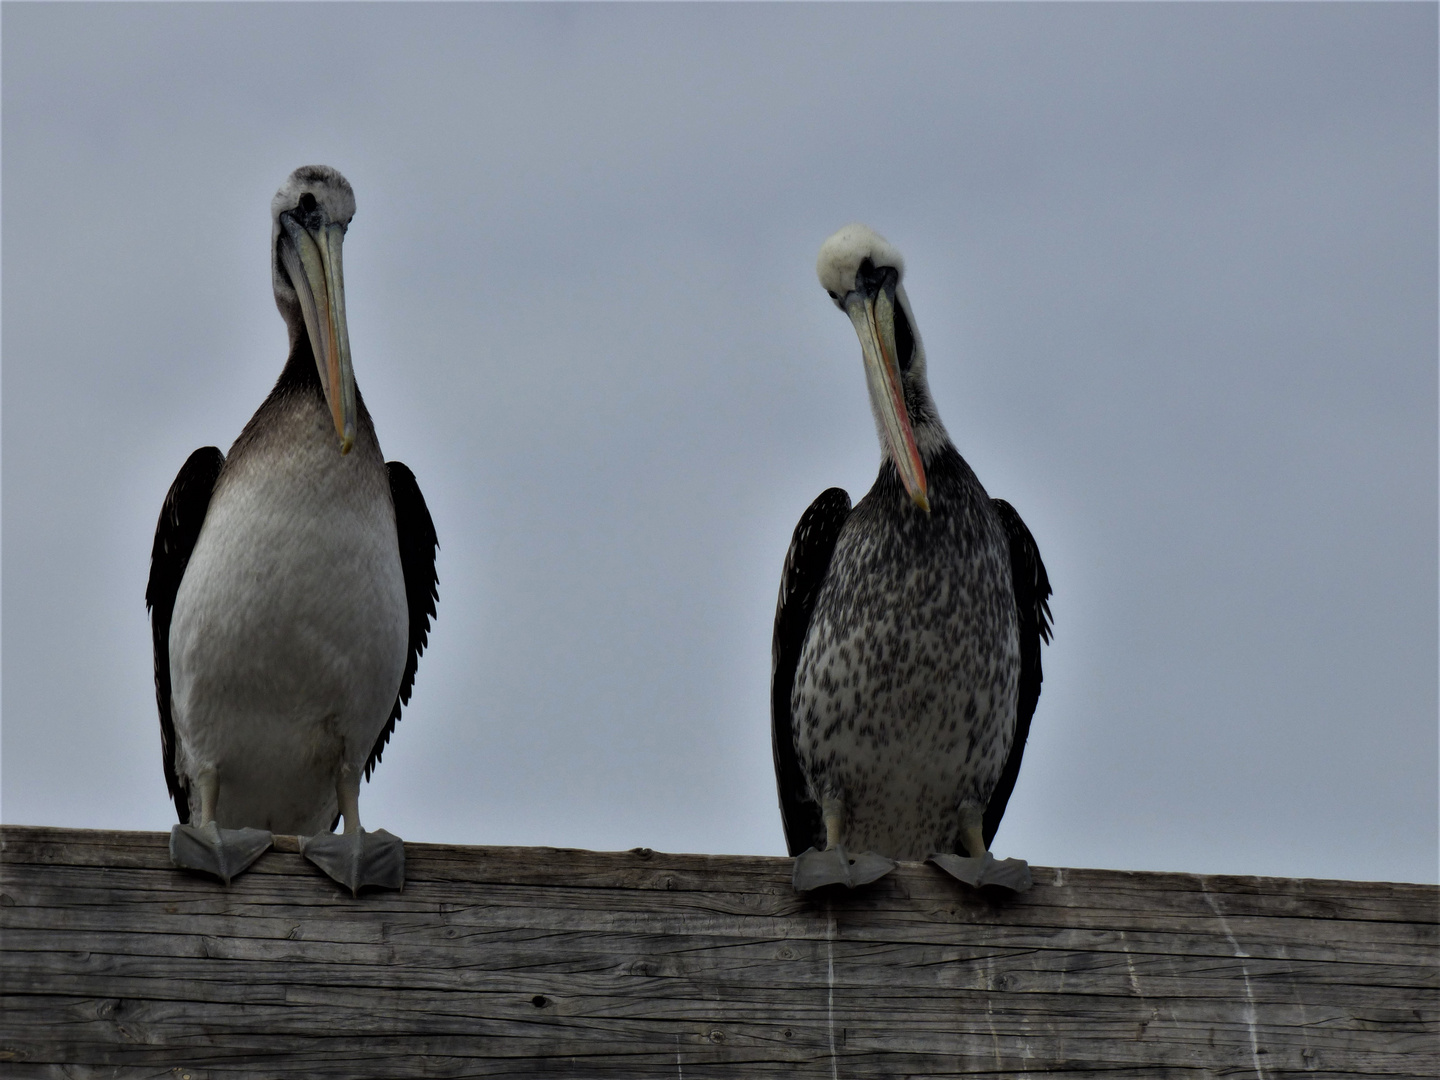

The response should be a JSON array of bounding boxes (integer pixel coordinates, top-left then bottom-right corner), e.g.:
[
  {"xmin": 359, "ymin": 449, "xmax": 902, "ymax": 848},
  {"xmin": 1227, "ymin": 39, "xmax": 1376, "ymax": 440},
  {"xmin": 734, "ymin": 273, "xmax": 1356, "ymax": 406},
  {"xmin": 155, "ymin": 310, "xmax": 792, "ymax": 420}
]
[
  {"xmin": 772, "ymin": 488, "xmax": 852, "ymax": 856},
  {"xmin": 145, "ymin": 447, "xmax": 225, "ymax": 823},
  {"xmin": 980, "ymin": 497, "xmax": 1053, "ymax": 851},
  {"xmin": 365, "ymin": 462, "xmax": 439, "ymax": 780}
]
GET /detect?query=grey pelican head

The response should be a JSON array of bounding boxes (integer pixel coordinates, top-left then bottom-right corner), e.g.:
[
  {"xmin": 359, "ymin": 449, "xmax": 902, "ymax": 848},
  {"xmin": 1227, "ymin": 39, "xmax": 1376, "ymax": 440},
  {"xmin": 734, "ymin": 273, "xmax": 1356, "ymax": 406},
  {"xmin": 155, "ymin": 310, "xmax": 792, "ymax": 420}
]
[
  {"xmin": 817, "ymin": 223, "xmax": 946, "ymax": 513},
  {"xmin": 271, "ymin": 165, "xmax": 358, "ymax": 453}
]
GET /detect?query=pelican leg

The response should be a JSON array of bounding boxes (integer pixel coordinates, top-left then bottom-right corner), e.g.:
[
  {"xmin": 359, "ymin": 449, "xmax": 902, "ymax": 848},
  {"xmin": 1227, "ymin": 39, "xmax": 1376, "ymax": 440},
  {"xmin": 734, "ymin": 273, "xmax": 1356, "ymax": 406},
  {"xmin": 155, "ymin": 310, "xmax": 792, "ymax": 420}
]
[
  {"xmin": 792, "ymin": 796, "xmax": 897, "ymax": 892},
  {"xmin": 928, "ymin": 814, "xmax": 1032, "ymax": 893},
  {"xmin": 169, "ymin": 767, "xmax": 273, "ymax": 884},
  {"xmin": 300, "ymin": 763, "xmax": 405, "ymax": 896}
]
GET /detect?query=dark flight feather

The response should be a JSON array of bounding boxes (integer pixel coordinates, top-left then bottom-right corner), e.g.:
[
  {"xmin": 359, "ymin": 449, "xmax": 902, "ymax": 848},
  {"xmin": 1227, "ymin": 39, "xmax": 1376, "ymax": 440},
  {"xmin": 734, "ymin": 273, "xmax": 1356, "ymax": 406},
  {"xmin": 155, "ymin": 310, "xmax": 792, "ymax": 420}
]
[
  {"xmin": 771, "ymin": 487, "xmax": 853, "ymax": 856},
  {"xmin": 977, "ymin": 497, "xmax": 1054, "ymax": 853},
  {"xmin": 145, "ymin": 446, "xmax": 226, "ymax": 824},
  {"xmin": 364, "ymin": 461, "xmax": 439, "ymax": 780}
]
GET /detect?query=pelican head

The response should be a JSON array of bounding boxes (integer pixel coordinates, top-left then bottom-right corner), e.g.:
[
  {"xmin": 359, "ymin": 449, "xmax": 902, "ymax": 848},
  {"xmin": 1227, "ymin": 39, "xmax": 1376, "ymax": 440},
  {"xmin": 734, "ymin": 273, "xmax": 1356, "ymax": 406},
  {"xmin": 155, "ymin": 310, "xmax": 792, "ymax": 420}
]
[
  {"xmin": 272, "ymin": 165, "xmax": 358, "ymax": 453},
  {"xmin": 817, "ymin": 223, "xmax": 936, "ymax": 513}
]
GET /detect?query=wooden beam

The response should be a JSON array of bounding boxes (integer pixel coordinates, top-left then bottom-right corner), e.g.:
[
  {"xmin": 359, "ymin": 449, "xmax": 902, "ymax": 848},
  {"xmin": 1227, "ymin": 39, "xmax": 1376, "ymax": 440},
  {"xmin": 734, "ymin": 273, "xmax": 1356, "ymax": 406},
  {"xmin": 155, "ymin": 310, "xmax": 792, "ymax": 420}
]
[{"xmin": 2, "ymin": 825, "xmax": 1434, "ymax": 1077}]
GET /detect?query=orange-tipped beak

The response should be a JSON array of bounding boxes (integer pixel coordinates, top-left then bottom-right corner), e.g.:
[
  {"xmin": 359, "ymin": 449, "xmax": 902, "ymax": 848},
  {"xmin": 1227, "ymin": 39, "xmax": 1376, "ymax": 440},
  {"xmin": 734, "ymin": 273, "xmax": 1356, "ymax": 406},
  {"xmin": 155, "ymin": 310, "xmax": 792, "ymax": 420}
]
[{"xmin": 845, "ymin": 288, "xmax": 928, "ymax": 512}]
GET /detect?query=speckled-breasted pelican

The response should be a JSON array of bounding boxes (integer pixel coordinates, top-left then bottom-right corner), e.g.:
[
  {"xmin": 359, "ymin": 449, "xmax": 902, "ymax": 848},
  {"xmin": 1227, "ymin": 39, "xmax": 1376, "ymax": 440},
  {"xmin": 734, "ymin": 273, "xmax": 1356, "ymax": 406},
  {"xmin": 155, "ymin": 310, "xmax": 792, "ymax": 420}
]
[{"xmin": 773, "ymin": 224, "xmax": 1051, "ymax": 893}]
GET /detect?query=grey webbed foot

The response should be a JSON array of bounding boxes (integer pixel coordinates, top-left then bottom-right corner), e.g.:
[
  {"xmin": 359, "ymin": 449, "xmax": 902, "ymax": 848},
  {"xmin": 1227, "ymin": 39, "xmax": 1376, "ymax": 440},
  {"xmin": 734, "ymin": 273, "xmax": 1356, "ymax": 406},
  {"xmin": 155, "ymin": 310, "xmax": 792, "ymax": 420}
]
[
  {"xmin": 300, "ymin": 828, "xmax": 405, "ymax": 896},
  {"xmin": 169, "ymin": 822, "xmax": 273, "ymax": 884},
  {"xmin": 928, "ymin": 851, "xmax": 1033, "ymax": 893},
  {"xmin": 792, "ymin": 846, "xmax": 898, "ymax": 891}
]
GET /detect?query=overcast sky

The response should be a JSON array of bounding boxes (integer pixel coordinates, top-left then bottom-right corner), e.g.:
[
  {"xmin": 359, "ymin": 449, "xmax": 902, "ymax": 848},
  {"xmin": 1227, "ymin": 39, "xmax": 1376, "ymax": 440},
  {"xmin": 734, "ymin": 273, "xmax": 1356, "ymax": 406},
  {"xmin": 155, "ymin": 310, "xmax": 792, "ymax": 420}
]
[{"xmin": 3, "ymin": 4, "xmax": 1435, "ymax": 885}]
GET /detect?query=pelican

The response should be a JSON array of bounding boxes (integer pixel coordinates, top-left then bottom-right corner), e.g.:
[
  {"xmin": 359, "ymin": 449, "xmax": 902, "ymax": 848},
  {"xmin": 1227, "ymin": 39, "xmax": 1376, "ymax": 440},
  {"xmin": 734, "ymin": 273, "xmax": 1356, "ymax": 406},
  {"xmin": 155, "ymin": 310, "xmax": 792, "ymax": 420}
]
[
  {"xmin": 146, "ymin": 165, "xmax": 438, "ymax": 893},
  {"xmin": 772, "ymin": 224, "xmax": 1052, "ymax": 893}
]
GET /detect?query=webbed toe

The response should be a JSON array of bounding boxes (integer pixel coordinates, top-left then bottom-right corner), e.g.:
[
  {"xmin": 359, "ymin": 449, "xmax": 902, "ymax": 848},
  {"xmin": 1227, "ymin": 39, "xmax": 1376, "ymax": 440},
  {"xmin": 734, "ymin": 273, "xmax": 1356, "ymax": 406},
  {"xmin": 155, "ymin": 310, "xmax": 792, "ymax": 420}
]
[
  {"xmin": 792, "ymin": 846, "xmax": 898, "ymax": 891},
  {"xmin": 300, "ymin": 828, "xmax": 405, "ymax": 895},
  {"xmin": 169, "ymin": 822, "xmax": 273, "ymax": 885},
  {"xmin": 928, "ymin": 851, "xmax": 1032, "ymax": 893}
]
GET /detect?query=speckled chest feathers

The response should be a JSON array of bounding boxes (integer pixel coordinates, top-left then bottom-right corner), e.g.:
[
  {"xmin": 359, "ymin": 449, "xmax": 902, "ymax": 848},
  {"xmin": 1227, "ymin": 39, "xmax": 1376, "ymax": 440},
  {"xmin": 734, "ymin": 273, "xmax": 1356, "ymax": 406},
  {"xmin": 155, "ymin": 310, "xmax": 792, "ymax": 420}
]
[{"xmin": 792, "ymin": 447, "xmax": 1020, "ymax": 860}]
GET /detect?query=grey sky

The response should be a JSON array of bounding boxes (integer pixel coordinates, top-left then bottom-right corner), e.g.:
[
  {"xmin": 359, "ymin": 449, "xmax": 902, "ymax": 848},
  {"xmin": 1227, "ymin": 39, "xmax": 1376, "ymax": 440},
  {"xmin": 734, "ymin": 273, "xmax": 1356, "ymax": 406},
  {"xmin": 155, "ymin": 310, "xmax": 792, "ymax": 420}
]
[{"xmin": 3, "ymin": 3, "xmax": 1435, "ymax": 884}]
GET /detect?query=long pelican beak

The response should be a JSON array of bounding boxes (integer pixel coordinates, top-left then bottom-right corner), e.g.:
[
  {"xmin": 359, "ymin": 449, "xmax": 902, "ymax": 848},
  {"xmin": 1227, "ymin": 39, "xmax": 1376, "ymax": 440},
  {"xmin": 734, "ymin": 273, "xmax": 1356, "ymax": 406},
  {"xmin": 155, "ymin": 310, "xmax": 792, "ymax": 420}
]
[
  {"xmin": 280, "ymin": 216, "xmax": 356, "ymax": 453},
  {"xmin": 845, "ymin": 286, "xmax": 929, "ymax": 512}
]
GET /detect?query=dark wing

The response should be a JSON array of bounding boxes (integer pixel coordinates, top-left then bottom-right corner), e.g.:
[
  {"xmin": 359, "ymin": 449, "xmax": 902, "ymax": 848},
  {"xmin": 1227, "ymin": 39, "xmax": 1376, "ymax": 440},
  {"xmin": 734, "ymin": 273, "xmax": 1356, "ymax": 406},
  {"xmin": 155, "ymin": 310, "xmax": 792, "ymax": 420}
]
[
  {"xmin": 980, "ymin": 498, "xmax": 1054, "ymax": 852},
  {"xmin": 364, "ymin": 462, "xmax": 439, "ymax": 780},
  {"xmin": 772, "ymin": 487, "xmax": 852, "ymax": 856},
  {"xmin": 145, "ymin": 446, "xmax": 226, "ymax": 824}
]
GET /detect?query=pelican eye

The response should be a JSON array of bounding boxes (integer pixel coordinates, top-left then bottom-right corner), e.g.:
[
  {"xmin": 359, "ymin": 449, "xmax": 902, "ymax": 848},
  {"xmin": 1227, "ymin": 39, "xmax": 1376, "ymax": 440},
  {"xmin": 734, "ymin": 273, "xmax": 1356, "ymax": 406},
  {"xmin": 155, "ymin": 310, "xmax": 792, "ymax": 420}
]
[{"xmin": 298, "ymin": 192, "xmax": 318, "ymax": 214}]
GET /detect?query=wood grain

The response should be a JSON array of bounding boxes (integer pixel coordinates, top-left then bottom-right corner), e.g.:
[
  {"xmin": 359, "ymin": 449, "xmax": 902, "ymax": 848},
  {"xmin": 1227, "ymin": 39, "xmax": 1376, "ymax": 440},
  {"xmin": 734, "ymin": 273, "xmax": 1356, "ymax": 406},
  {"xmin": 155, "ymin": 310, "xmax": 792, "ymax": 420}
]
[{"xmin": 2, "ymin": 825, "xmax": 1434, "ymax": 1079}]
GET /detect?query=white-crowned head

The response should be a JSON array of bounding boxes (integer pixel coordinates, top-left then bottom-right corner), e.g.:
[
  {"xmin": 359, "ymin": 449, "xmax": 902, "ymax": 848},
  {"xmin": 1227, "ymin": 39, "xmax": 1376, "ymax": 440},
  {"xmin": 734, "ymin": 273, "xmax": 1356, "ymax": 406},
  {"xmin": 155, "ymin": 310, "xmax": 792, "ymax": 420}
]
[
  {"xmin": 816, "ymin": 223, "xmax": 905, "ymax": 299},
  {"xmin": 816, "ymin": 224, "xmax": 944, "ymax": 510}
]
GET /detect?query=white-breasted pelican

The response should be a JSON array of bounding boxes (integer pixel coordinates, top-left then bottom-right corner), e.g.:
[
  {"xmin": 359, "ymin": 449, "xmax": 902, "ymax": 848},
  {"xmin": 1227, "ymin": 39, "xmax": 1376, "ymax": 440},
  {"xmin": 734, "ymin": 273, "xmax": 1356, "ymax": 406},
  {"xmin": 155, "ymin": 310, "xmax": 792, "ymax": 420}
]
[{"xmin": 146, "ymin": 166, "xmax": 438, "ymax": 893}]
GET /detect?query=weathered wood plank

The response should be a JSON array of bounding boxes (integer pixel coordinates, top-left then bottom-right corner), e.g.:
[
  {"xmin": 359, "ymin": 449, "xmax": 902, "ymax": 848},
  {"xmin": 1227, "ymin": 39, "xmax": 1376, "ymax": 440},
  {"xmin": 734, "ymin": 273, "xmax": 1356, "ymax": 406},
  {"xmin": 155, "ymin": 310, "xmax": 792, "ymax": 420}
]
[
  {"xmin": 2, "ymin": 825, "xmax": 1435, "ymax": 1078},
  {"xmin": 6, "ymin": 828, "xmax": 1432, "ymax": 921}
]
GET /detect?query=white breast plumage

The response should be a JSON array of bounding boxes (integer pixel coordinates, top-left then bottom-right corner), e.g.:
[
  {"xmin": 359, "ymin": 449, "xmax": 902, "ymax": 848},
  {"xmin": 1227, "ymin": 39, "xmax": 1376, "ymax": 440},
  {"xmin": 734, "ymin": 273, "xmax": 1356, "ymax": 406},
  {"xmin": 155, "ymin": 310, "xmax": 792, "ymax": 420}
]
[
  {"xmin": 168, "ymin": 397, "xmax": 406, "ymax": 834},
  {"xmin": 150, "ymin": 165, "xmax": 437, "ymax": 894}
]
